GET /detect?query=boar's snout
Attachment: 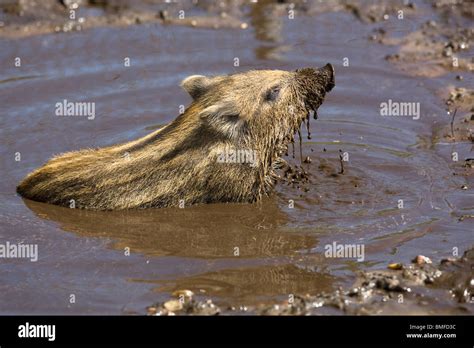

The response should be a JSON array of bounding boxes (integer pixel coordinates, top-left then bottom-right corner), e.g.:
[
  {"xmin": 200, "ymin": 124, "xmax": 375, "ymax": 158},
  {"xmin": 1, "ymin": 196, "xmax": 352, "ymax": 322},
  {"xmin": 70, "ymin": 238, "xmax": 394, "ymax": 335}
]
[{"xmin": 319, "ymin": 63, "xmax": 335, "ymax": 92}]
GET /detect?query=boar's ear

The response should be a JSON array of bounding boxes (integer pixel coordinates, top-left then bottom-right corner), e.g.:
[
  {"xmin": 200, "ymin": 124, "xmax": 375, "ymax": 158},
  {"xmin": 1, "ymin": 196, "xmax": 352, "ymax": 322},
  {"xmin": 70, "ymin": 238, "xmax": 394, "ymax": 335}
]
[
  {"xmin": 199, "ymin": 101, "xmax": 245, "ymax": 139},
  {"xmin": 181, "ymin": 75, "xmax": 212, "ymax": 99}
]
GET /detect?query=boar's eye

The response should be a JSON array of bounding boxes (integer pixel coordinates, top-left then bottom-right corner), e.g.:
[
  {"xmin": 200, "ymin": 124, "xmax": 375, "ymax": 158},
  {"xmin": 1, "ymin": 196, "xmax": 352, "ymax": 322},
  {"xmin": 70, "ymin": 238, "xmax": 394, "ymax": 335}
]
[{"xmin": 264, "ymin": 86, "xmax": 280, "ymax": 102}]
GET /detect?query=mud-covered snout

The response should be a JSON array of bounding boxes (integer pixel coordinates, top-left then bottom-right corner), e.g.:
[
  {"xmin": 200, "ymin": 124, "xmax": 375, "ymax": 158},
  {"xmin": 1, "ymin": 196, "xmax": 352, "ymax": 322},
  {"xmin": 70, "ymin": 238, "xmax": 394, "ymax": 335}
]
[
  {"xmin": 319, "ymin": 63, "xmax": 335, "ymax": 92},
  {"xmin": 295, "ymin": 63, "xmax": 335, "ymax": 110}
]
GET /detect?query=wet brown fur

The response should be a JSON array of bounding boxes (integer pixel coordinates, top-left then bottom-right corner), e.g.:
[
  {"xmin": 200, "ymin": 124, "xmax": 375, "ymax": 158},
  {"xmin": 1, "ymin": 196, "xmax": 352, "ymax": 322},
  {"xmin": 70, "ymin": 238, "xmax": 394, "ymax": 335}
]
[{"xmin": 17, "ymin": 65, "xmax": 334, "ymax": 210}]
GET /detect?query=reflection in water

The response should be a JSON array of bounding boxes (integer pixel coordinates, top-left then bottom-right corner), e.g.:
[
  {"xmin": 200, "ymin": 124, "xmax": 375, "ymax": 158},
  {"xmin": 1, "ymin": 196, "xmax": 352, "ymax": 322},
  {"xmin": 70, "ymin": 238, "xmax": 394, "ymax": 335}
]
[{"xmin": 23, "ymin": 198, "xmax": 317, "ymax": 259}]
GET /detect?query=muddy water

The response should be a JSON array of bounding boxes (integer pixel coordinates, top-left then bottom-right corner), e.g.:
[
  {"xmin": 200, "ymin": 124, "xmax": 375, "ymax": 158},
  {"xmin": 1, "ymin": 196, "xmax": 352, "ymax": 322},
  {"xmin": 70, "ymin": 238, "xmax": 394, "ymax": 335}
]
[{"xmin": 1, "ymin": 4, "xmax": 473, "ymax": 314}]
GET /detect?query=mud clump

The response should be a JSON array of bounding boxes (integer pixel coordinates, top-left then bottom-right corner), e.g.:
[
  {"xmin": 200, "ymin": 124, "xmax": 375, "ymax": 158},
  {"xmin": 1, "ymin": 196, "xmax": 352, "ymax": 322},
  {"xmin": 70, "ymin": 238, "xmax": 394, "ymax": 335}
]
[
  {"xmin": 433, "ymin": 0, "xmax": 474, "ymax": 19},
  {"xmin": 360, "ymin": 0, "xmax": 474, "ymax": 77},
  {"xmin": 286, "ymin": 249, "xmax": 474, "ymax": 314},
  {"xmin": 259, "ymin": 248, "xmax": 474, "ymax": 315},
  {"xmin": 282, "ymin": 165, "xmax": 310, "ymax": 185}
]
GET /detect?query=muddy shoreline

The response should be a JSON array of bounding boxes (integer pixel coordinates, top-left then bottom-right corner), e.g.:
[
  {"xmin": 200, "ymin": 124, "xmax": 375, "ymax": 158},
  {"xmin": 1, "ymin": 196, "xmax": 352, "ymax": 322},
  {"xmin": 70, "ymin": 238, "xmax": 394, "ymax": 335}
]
[{"xmin": 1, "ymin": 0, "xmax": 473, "ymax": 315}]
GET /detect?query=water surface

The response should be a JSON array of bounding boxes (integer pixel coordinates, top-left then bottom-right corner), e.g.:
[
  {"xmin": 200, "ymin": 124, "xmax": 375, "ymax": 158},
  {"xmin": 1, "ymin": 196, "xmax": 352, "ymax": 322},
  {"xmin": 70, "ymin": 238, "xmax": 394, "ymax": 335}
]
[{"xmin": 1, "ymin": 4, "xmax": 473, "ymax": 314}]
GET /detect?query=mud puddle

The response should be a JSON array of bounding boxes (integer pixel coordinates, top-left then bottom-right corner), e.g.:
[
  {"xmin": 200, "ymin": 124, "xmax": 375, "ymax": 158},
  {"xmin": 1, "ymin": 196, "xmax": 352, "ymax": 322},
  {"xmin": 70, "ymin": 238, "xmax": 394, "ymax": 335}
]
[{"xmin": 0, "ymin": 0, "xmax": 472, "ymax": 314}]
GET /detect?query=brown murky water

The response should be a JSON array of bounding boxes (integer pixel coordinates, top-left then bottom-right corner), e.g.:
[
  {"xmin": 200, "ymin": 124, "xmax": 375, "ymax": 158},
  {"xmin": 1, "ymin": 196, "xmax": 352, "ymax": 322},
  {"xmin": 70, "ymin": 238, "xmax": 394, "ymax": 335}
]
[{"xmin": 0, "ymin": 1, "xmax": 473, "ymax": 314}]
